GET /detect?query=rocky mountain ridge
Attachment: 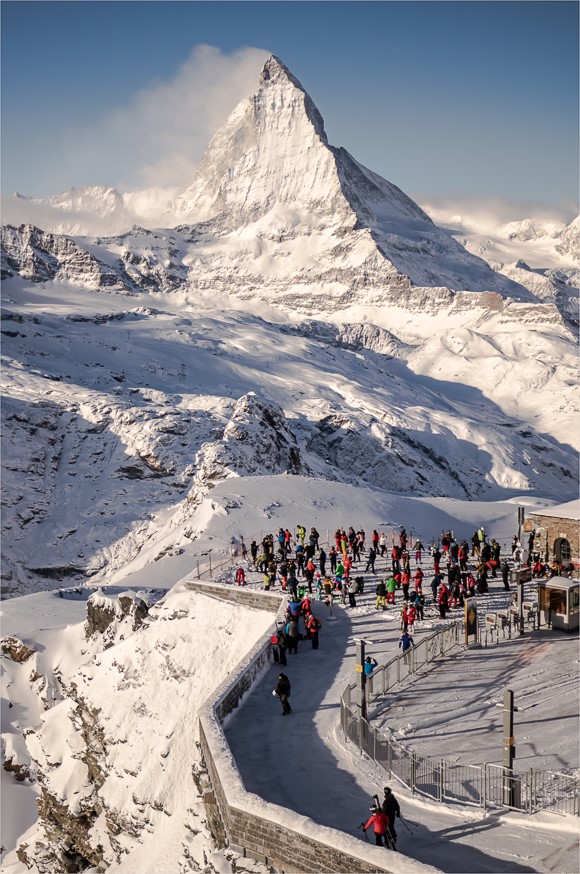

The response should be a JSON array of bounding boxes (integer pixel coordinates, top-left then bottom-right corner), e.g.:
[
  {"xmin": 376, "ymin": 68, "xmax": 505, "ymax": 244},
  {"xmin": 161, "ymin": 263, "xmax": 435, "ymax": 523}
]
[{"xmin": 1, "ymin": 54, "xmax": 578, "ymax": 597}]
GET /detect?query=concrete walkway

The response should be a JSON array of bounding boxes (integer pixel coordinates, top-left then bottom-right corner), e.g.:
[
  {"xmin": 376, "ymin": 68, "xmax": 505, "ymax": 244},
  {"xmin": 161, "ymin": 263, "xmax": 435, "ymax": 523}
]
[{"xmin": 224, "ymin": 581, "xmax": 579, "ymax": 874}]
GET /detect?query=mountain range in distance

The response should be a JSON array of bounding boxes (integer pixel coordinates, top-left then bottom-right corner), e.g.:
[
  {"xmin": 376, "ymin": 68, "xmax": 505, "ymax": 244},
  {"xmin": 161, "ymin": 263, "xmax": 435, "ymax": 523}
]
[{"xmin": 1, "ymin": 54, "xmax": 578, "ymax": 597}]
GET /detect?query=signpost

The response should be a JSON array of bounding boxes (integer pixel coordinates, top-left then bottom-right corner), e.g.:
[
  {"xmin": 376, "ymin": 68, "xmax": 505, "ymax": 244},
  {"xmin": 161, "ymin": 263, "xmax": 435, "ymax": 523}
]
[
  {"xmin": 510, "ymin": 566, "xmax": 532, "ymax": 636},
  {"xmin": 517, "ymin": 506, "xmax": 525, "ymax": 546},
  {"xmin": 497, "ymin": 689, "xmax": 520, "ymax": 808},
  {"xmin": 354, "ymin": 638, "xmax": 368, "ymax": 722}
]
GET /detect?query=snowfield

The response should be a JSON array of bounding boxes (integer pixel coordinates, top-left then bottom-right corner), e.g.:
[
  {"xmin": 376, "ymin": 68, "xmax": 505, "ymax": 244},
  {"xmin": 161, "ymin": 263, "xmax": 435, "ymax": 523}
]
[
  {"xmin": 2, "ymin": 497, "xmax": 579, "ymax": 872},
  {"xmin": 1, "ymin": 52, "xmax": 579, "ymax": 874}
]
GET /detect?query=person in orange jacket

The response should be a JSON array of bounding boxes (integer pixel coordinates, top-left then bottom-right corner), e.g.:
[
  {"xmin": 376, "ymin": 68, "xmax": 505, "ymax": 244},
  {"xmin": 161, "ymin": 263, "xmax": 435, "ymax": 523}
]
[
  {"xmin": 362, "ymin": 806, "xmax": 391, "ymax": 847},
  {"xmin": 305, "ymin": 612, "xmax": 322, "ymax": 649}
]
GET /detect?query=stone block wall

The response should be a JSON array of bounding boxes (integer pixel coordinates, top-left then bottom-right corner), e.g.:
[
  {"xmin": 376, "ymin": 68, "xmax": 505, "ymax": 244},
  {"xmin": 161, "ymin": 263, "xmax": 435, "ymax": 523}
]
[
  {"xmin": 530, "ymin": 512, "xmax": 579, "ymax": 573},
  {"xmin": 198, "ymin": 722, "xmax": 393, "ymax": 874},
  {"xmin": 194, "ymin": 580, "xmax": 398, "ymax": 874},
  {"xmin": 186, "ymin": 580, "xmax": 285, "ymax": 612}
]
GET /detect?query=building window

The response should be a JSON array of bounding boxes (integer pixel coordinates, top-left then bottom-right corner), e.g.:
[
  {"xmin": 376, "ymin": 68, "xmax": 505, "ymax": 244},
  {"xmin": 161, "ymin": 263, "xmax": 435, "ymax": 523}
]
[{"xmin": 554, "ymin": 538, "xmax": 571, "ymax": 565}]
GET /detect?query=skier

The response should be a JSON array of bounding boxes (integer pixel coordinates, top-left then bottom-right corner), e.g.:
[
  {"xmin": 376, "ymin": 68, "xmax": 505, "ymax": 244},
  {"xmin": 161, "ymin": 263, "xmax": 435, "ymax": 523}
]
[
  {"xmin": 319, "ymin": 546, "xmax": 327, "ymax": 577},
  {"xmin": 382, "ymin": 787, "xmax": 401, "ymax": 847},
  {"xmin": 276, "ymin": 627, "xmax": 288, "ymax": 666},
  {"xmin": 438, "ymin": 582, "xmax": 449, "ymax": 618},
  {"xmin": 399, "ymin": 629, "xmax": 414, "ymax": 664},
  {"xmin": 416, "ymin": 591, "xmax": 425, "ymax": 621},
  {"xmin": 285, "ymin": 617, "xmax": 299, "ymax": 654},
  {"xmin": 391, "ymin": 544, "xmax": 401, "ymax": 574},
  {"xmin": 432, "ymin": 546, "xmax": 441, "ymax": 576},
  {"xmin": 273, "ymin": 673, "xmax": 292, "ymax": 715},
  {"xmin": 305, "ymin": 612, "xmax": 322, "ymax": 649},
  {"xmin": 365, "ymin": 546, "xmax": 377, "ymax": 574},
  {"xmin": 329, "ymin": 546, "xmax": 338, "ymax": 574},
  {"xmin": 379, "ymin": 531, "xmax": 388, "ymax": 556},
  {"xmin": 502, "ymin": 560, "xmax": 510, "ymax": 591},
  {"xmin": 362, "ymin": 805, "xmax": 391, "ymax": 848},
  {"xmin": 414, "ymin": 539, "xmax": 424, "ymax": 564},
  {"xmin": 386, "ymin": 574, "xmax": 397, "ymax": 605},
  {"xmin": 235, "ymin": 567, "xmax": 245, "ymax": 586},
  {"xmin": 347, "ymin": 577, "xmax": 358, "ymax": 607},
  {"xmin": 401, "ymin": 568, "xmax": 411, "ymax": 602}
]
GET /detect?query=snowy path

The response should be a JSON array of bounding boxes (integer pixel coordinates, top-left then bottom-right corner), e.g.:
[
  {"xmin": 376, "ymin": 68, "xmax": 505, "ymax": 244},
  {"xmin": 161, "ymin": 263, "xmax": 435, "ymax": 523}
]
[{"xmin": 225, "ymin": 570, "xmax": 579, "ymax": 874}]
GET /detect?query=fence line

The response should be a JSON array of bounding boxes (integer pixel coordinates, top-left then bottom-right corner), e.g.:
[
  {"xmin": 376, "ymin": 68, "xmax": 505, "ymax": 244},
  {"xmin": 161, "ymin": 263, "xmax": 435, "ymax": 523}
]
[{"xmin": 341, "ymin": 623, "xmax": 579, "ymax": 817}]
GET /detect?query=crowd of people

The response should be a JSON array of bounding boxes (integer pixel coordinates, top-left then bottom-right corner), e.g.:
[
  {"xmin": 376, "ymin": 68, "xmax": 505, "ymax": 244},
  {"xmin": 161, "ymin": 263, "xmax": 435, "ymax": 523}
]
[
  {"xmin": 234, "ymin": 522, "xmax": 553, "ymax": 630},
  {"xmin": 232, "ymin": 521, "xmax": 567, "ymax": 705}
]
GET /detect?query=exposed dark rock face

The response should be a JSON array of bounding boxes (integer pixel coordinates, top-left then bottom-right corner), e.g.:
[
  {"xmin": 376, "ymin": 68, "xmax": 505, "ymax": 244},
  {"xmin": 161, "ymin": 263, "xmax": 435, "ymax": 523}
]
[
  {"xmin": 184, "ymin": 392, "xmax": 306, "ymax": 514},
  {"xmin": 1, "ymin": 635, "xmax": 35, "ymax": 662},
  {"xmin": 85, "ymin": 590, "xmax": 150, "ymax": 640}
]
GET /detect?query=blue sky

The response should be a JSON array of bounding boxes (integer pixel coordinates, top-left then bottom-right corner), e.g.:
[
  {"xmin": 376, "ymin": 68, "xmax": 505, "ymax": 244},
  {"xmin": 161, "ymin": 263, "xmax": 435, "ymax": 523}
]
[{"xmin": 1, "ymin": 1, "xmax": 578, "ymax": 217}]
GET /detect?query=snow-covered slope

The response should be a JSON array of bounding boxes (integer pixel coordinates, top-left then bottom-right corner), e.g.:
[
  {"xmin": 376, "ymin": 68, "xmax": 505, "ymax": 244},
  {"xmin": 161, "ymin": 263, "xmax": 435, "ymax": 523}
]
[
  {"xmin": 1, "ymin": 279, "xmax": 578, "ymax": 597},
  {"xmin": 1, "ymin": 54, "xmax": 579, "ymax": 598},
  {"xmin": 2, "ymin": 493, "xmax": 578, "ymax": 874}
]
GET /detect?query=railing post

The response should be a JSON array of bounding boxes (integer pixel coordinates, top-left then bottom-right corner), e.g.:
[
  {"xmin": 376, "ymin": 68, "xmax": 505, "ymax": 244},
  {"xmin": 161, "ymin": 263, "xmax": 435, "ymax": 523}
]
[
  {"xmin": 483, "ymin": 763, "xmax": 487, "ymax": 811},
  {"xmin": 438, "ymin": 759, "xmax": 444, "ymax": 802},
  {"xmin": 196, "ymin": 560, "xmax": 200, "ymax": 578},
  {"xmin": 388, "ymin": 738, "xmax": 392, "ymax": 776},
  {"xmin": 411, "ymin": 751, "xmax": 417, "ymax": 794},
  {"xmin": 209, "ymin": 553, "xmax": 213, "ymax": 579}
]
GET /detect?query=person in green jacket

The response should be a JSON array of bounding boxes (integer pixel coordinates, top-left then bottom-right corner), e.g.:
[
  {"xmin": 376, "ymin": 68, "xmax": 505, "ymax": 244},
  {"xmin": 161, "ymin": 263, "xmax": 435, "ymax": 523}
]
[{"xmin": 386, "ymin": 574, "xmax": 397, "ymax": 604}]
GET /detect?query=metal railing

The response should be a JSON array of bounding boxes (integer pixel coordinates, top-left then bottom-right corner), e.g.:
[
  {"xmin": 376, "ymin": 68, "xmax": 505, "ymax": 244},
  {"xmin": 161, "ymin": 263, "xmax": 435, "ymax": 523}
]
[
  {"xmin": 190, "ymin": 550, "xmax": 238, "ymax": 580},
  {"xmin": 341, "ymin": 623, "xmax": 579, "ymax": 817}
]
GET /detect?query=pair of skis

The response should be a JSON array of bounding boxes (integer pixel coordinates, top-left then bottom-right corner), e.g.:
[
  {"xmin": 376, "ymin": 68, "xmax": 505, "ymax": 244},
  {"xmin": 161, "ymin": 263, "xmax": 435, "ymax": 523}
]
[
  {"xmin": 358, "ymin": 796, "xmax": 397, "ymax": 850},
  {"xmin": 373, "ymin": 794, "xmax": 397, "ymax": 850}
]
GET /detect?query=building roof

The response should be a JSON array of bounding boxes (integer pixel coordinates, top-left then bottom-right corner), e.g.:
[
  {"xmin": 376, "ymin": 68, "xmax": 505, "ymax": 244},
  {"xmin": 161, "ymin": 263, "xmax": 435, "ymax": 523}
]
[
  {"xmin": 539, "ymin": 576, "xmax": 580, "ymax": 590},
  {"xmin": 531, "ymin": 499, "xmax": 580, "ymax": 522}
]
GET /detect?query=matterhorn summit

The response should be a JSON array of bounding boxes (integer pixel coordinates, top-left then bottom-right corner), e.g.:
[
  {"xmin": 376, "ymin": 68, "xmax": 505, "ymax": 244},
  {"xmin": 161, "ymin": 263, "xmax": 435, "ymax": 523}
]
[
  {"xmin": 173, "ymin": 55, "xmax": 346, "ymax": 224},
  {"xmin": 164, "ymin": 54, "xmax": 530, "ymax": 305}
]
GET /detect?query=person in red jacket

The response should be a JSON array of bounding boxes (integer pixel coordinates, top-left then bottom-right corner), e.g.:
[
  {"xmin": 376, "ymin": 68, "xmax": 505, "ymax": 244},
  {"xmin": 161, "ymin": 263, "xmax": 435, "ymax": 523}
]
[{"xmin": 363, "ymin": 806, "xmax": 391, "ymax": 847}]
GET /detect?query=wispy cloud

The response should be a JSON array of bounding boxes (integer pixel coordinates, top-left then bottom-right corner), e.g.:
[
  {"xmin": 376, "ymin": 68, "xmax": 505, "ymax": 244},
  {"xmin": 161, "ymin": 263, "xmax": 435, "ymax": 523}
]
[
  {"xmin": 59, "ymin": 44, "xmax": 269, "ymax": 193},
  {"xmin": 418, "ymin": 194, "xmax": 577, "ymax": 232}
]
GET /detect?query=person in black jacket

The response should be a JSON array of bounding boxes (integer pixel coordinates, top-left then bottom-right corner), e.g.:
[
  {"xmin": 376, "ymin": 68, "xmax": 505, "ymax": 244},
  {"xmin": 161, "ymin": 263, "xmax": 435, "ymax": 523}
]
[
  {"xmin": 365, "ymin": 547, "xmax": 377, "ymax": 574},
  {"xmin": 501, "ymin": 560, "xmax": 510, "ymax": 591},
  {"xmin": 274, "ymin": 673, "xmax": 292, "ymax": 714},
  {"xmin": 277, "ymin": 628, "xmax": 288, "ymax": 665},
  {"xmin": 382, "ymin": 786, "xmax": 401, "ymax": 846}
]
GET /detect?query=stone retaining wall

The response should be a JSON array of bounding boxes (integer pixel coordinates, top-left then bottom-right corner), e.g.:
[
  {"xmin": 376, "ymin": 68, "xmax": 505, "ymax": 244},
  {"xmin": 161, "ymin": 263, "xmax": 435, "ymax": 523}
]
[
  {"xmin": 193, "ymin": 581, "xmax": 404, "ymax": 873},
  {"xmin": 186, "ymin": 579, "xmax": 285, "ymax": 613}
]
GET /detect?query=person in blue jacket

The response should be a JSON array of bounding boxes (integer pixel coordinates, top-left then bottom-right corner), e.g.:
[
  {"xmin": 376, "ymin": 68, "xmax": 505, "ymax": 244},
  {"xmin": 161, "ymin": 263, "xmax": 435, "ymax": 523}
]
[{"xmin": 364, "ymin": 656, "xmax": 378, "ymax": 676}]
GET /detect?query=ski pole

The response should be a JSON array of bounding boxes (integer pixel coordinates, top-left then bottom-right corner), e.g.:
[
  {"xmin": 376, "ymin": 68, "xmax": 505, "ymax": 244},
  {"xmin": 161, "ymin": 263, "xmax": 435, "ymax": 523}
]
[
  {"xmin": 359, "ymin": 823, "xmax": 369, "ymax": 842},
  {"xmin": 399, "ymin": 816, "xmax": 414, "ymax": 834}
]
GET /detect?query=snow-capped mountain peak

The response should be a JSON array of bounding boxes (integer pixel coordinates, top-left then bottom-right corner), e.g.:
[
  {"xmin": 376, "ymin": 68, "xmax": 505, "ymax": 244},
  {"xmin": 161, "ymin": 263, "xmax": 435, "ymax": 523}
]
[{"xmin": 172, "ymin": 54, "xmax": 344, "ymax": 227}]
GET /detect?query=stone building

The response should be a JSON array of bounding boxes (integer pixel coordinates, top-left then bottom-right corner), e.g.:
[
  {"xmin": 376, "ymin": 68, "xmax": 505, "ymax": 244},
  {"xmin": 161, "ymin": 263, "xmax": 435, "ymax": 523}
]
[{"xmin": 529, "ymin": 499, "xmax": 579, "ymax": 575}]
